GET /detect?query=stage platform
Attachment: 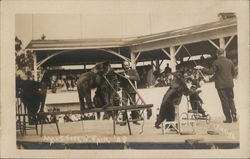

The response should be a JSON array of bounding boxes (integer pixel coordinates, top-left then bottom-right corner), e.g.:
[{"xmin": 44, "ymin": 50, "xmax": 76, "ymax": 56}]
[{"xmin": 16, "ymin": 117, "xmax": 239, "ymax": 149}]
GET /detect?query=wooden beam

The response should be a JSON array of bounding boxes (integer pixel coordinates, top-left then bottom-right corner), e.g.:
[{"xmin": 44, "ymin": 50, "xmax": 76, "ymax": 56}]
[
  {"xmin": 36, "ymin": 50, "xmax": 72, "ymax": 68},
  {"xmin": 175, "ymin": 45, "xmax": 182, "ymax": 56},
  {"xmin": 135, "ymin": 51, "xmax": 142, "ymax": 62},
  {"xmin": 161, "ymin": 48, "xmax": 170, "ymax": 58},
  {"xmin": 225, "ymin": 35, "xmax": 235, "ymax": 49},
  {"xmin": 32, "ymin": 51, "xmax": 38, "ymax": 81},
  {"xmin": 16, "ymin": 104, "xmax": 154, "ymax": 116},
  {"xmin": 208, "ymin": 39, "xmax": 220, "ymax": 50},
  {"xmin": 159, "ymin": 59, "xmax": 164, "ymax": 66},
  {"xmin": 98, "ymin": 48, "xmax": 131, "ymax": 62}
]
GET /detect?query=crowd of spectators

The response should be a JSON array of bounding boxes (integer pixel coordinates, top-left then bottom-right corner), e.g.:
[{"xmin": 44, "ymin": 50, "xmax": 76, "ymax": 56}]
[{"xmin": 49, "ymin": 73, "xmax": 79, "ymax": 93}]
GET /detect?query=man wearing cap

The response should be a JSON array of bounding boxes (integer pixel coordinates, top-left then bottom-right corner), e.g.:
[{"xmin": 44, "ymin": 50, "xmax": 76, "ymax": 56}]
[{"xmin": 195, "ymin": 49, "xmax": 237, "ymax": 123}]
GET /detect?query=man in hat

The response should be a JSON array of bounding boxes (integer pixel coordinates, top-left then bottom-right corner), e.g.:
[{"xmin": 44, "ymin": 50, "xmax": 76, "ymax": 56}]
[
  {"xmin": 195, "ymin": 48, "xmax": 237, "ymax": 123},
  {"xmin": 120, "ymin": 61, "xmax": 141, "ymax": 125}
]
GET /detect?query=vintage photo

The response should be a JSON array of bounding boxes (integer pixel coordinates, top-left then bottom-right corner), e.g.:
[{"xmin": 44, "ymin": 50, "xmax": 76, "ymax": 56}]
[{"xmin": 1, "ymin": 0, "xmax": 249, "ymax": 158}]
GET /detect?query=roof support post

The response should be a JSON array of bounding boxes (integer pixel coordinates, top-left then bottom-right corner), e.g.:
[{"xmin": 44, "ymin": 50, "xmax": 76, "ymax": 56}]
[
  {"xmin": 219, "ymin": 37, "xmax": 226, "ymax": 56},
  {"xmin": 84, "ymin": 64, "xmax": 87, "ymax": 72},
  {"xmin": 130, "ymin": 51, "xmax": 136, "ymax": 69},
  {"xmin": 170, "ymin": 46, "xmax": 176, "ymax": 72},
  {"xmin": 32, "ymin": 51, "xmax": 38, "ymax": 81},
  {"xmin": 130, "ymin": 51, "xmax": 138, "ymax": 88},
  {"xmin": 155, "ymin": 59, "xmax": 160, "ymax": 73}
]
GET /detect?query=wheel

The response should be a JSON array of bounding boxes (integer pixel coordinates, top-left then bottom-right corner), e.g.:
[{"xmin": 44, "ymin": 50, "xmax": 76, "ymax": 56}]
[{"xmin": 180, "ymin": 113, "xmax": 188, "ymax": 125}]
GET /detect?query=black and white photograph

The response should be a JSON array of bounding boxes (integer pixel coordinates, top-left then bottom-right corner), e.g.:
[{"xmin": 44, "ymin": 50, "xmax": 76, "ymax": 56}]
[{"xmin": 0, "ymin": 0, "xmax": 249, "ymax": 158}]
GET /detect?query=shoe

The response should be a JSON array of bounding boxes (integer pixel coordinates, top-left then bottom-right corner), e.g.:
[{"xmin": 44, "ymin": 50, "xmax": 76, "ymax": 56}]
[
  {"xmin": 202, "ymin": 113, "xmax": 208, "ymax": 117},
  {"xmin": 233, "ymin": 116, "xmax": 237, "ymax": 122},
  {"xmin": 133, "ymin": 121, "xmax": 141, "ymax": 125},
  {"xmin": 155, "ymin": 124, "xmax": 161, "ymax": 129},
  {"xmin": 223, "ymin": 120, "xmax": 232, "ymax": 123}
]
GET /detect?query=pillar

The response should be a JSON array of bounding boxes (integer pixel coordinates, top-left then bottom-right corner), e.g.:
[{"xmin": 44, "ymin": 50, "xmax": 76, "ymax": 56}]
[
  {"xmin": 170, "ymin": 46, "xmax": 176, "ymax": 72},
  {"xmin": 32, "ymin": 51, "xmax": 38, "ymax": 81},
  {"xmin": 219, "ymin": 37, "xmax": 226, "ymax": 56},
  {"xmin": 155, "ymin": 59, "xmax": 160, "ymax": 73},
  {"xmin": 84, "ymin": 64, "xmax": 86, "ymax": 72},
  {"xmin": 130, "ymin": 51, "xmax": 137, "ymax": 88},
  {"xmin": 130, "ymin": 51, "xmax": 136, "ymax": 69}
]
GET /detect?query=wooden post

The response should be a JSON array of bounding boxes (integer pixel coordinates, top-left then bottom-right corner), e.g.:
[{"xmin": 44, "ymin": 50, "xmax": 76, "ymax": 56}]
[
  {"xmin": 125, "ymin": 110, "xmax": 132, "ymax": 135},
  {"xmin": 219, "ymin": 37, "xmax": 226, "ymax": 56},
  {"xmin": 84, "ymin": 64, "xmax": 86, "ymax": 72},
  {"xmin": 170, "ymin": 46, "xmax": 176, "ymax": 72},
  {"xmin": 130, "ymin": 51, "xmax": 138, "ymax": 88},
  {"xmin": 155, "ymin": 59, "xmax": 160, "ymax": 73},
  {"xmin": 130, "ymin": 51, "xmax": 136, "ymax": 69},
  {"xmin": 32, "ymin": 51, "xmax": 38, "ymax": 81}
]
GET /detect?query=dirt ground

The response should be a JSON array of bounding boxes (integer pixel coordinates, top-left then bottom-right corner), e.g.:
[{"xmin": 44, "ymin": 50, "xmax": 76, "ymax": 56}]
[{"xmin": 17, "ymin": 81, "xmax": 240, "ymax": 148}]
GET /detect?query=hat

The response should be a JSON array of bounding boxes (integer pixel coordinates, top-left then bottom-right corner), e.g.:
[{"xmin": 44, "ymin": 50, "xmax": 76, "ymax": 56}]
[{"xmin": 216, "ymin": 49, "xmax": 224, "ymax": 55}]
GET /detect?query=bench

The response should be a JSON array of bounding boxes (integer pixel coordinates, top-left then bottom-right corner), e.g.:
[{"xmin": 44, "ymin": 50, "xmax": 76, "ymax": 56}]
[{"xmin": 16, "ymin": 104, "xmax": 153, "ymax": 136}]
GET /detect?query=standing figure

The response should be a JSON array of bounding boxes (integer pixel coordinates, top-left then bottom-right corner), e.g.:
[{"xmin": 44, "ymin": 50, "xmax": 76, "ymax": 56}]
[
  {"xmin": 164, "ymin": 63, "xmax": 172, "ymax": 74},
  {"xmin": 155, "ymin": 71, "xmax": 190, "ymax": 129},
  {"xmin": 120, "ymin": 61, "xmax": 141, "ymax": 126},
  {"xmin": 195, "ymin": 49, "xmax": 237, "ymax": 123}
]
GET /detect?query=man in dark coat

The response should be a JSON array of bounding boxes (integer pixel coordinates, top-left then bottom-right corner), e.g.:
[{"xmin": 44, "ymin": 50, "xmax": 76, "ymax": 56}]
[
  {"xmin": 196, "ymin": 49, "xmax": 237, "ymax": 123},
  {"xmin": 120, "ymin": 62, "xmax": 141, "ymax": 125}
]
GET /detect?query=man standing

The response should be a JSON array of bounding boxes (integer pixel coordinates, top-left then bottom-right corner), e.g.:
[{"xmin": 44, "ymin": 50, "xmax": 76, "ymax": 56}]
[
  {"xmin": 164, "ymin": 63, "xmax": 172, "ymax": 74},
  {"xmin": 120, "ymin": 61, "xmax": 141, "ymax": 125},
  {"xmin": 196, "ymin": 49, "xmax": 237, "ymax": 123}
]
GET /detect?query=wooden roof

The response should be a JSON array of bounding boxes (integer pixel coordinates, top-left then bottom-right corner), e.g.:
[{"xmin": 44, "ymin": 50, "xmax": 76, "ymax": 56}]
[{"xmin": 25, "ymin": 18, "xmax": 237, "ymax": 66}]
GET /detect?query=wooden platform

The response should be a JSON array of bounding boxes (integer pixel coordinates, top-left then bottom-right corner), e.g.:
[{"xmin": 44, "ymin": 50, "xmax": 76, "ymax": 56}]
[{"xmin": 16, "ymin": 117, "xmax": 239, "ymax": 149}]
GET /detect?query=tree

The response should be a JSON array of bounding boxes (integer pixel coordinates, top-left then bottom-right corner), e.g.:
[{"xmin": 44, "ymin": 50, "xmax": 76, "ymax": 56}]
[{"xmin": 15, "ymin": 36, "xmax": 34, "ymax": 80}]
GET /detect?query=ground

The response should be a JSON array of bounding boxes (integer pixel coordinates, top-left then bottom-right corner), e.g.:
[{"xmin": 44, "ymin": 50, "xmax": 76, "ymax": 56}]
[{"xmin": 16, "ymin": 81, "xmax": 240, "ymax": 149}]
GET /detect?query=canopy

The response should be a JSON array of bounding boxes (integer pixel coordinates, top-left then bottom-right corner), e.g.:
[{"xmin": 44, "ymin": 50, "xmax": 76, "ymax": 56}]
[{"xmin": 25, "ymin": 18, "xmax": 237, "ymax": 67}]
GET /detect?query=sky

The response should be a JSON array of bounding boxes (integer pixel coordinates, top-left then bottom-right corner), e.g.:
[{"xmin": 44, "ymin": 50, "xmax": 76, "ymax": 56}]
[{"xmin": 15, "ymin": 0, "xmax": 239, "ymax": 48}]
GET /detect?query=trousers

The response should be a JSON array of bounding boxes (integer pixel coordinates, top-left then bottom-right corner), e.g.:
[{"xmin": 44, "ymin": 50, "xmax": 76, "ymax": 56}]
[{"xmin": 217, "ymin": 88, "xmax": 236, "ymax": 121}]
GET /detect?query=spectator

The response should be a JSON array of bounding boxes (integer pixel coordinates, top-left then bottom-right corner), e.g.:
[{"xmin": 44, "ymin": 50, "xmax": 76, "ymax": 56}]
[
  {"xmin": 164, "ymin": 63, "xmax": 172, "ymax": 74},
  {"xmin": 195, "ymin": 48, "xmax": 237, "ymax": 123}
]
